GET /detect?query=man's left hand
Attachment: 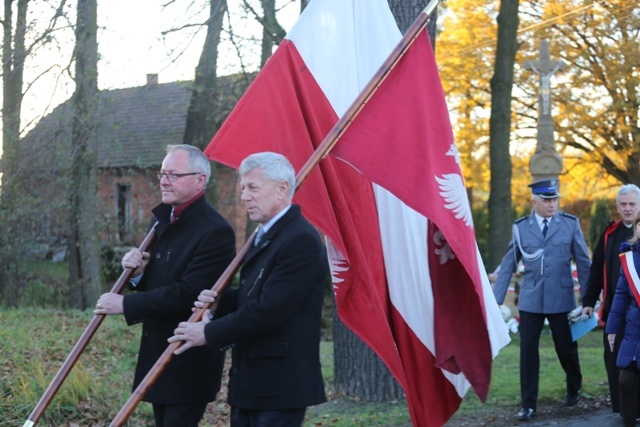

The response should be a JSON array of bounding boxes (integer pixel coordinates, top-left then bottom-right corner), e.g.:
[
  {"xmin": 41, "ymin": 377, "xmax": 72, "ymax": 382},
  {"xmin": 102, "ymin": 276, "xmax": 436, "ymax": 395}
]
[
  {"xmin": 169, "ymin": 310, "xmax": 212, "ymax": 355},
  {"xmin": 94, "ymin": 292, "xmax": 124, "ymax": 315}
]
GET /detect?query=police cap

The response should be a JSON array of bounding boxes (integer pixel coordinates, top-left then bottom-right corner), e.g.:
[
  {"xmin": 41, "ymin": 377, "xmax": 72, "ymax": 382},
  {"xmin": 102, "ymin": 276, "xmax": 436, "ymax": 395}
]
[{"xmin": 528, "ymin": 179, "xmax": 560, "ymax": 199}]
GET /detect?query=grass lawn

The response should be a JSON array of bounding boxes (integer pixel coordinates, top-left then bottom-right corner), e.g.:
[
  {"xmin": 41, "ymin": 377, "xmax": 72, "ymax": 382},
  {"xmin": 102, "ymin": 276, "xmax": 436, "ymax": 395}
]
[{"xmin": 0, "ymin": 308, "xmax": 610, "ymax": 427}]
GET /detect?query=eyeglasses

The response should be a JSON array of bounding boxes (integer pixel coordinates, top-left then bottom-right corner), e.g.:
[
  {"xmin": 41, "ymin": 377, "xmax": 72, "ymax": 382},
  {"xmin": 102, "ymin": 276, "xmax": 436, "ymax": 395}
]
[{"xmin": 156, "ymin": 171, "xmax": 201, "ymax": 182}]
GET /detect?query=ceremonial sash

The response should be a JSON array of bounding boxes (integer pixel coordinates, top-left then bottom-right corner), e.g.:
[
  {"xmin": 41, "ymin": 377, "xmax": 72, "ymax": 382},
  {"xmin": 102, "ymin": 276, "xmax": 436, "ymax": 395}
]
[{"xmin": 620, "ymin": 251, "xmax": 640, "ymax": 307}]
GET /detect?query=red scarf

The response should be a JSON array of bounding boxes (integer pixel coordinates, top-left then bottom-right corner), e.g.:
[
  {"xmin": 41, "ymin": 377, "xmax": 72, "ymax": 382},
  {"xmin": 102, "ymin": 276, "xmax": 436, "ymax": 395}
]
[{"xmin": 171, "ymin": 190, "xmax": 204, "ymax": 221}]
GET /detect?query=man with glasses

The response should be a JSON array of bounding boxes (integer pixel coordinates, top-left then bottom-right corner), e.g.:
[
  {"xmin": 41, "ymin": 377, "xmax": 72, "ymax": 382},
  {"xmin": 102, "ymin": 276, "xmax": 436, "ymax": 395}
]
[{"xmin": 94, "ymin": 144, "xmax": 236, "ymax": 426}]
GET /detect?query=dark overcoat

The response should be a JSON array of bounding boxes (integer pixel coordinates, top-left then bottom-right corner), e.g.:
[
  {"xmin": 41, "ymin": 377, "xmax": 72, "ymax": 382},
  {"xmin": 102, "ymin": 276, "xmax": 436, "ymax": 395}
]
[
  {"xmin": 583, "ymin": 220, "xmax": 632, "ymax": 322},
  {"xmin": 123, "ymin": 196, "xmax": 236, "ymax": 404},
  {"xmin": 205, "ymin": 205, "xmax": 328, "ymax": 410}
]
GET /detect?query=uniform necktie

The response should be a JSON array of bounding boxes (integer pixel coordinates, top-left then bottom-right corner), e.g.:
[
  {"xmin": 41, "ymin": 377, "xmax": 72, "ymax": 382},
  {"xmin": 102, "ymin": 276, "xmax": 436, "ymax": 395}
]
[
  {"xmin": 254, "ymin": 225, "xmax": 265, "ymax": 246},
  {"xmin": 542, "ymin": 219, "xmax": 548, "ymax": 237}
]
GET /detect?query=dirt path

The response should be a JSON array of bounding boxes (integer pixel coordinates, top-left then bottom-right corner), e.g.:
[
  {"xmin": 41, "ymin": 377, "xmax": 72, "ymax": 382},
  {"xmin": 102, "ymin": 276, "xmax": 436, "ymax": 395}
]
[{"xmin": 446, "ymin": 397, "xmax": 622, "ymax": 426}]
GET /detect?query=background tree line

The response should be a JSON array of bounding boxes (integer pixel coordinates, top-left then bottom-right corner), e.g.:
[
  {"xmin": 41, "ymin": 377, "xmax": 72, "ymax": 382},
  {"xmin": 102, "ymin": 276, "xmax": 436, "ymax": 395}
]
[
  {"xmin": 0, "ymin": 0, "xmax": 637, "ymax": 407},
  {"xmin": 437, "ymin": 0, "xmax": 638, "ymax": 268}
]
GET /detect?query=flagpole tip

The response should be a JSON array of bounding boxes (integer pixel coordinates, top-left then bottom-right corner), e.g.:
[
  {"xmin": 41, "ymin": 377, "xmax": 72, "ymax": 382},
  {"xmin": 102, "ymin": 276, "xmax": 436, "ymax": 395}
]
[{"xmin": 423, "ymin": 0, "xmax": 440, "ymax": 16}]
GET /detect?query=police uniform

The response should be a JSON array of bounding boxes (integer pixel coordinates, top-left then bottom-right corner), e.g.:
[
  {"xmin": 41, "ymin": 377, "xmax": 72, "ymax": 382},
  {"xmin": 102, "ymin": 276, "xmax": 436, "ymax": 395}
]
[{"xmin": 493, "ymin": 179, "xmax": 591, "ymax": 421}]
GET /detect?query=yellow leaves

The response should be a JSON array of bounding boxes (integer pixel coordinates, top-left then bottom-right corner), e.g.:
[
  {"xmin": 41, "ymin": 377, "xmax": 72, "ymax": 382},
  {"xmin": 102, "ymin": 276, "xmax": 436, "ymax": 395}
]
[{"xmin": 437, "ymin": 0, "xmax": 640, "ymax": 206}]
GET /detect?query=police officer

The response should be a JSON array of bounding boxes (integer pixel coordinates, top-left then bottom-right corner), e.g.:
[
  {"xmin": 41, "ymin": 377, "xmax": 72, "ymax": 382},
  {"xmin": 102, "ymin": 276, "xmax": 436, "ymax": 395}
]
[{"xmin": 493, "ymin": 179, "xmax": 591, "ymax": 421}]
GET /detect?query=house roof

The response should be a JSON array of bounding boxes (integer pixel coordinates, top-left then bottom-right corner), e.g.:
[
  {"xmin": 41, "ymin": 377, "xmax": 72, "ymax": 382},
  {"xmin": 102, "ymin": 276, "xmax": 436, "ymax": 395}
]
[
  {"xmin": 21, "ymin": 80, "xmax": 193, "ymax": 169},
  {"xmin": 97, "ymin": 81, "xmax": 194, "ymax": 168}
]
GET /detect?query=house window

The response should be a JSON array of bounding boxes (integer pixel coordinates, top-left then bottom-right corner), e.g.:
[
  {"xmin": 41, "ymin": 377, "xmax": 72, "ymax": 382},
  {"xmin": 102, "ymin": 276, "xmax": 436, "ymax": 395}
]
[{"xmin": 116, "ymin": 183, "xmax": 132, "ymax": 243}]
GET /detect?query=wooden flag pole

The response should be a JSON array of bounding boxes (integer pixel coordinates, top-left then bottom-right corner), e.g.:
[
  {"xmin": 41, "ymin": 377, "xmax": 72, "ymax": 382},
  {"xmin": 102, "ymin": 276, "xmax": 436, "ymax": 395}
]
[
  {"xmin": 23, "ymin": 224, "xmax": 158, "ymax": 427},
  {"xmin": 108, "ymin": 231, "xmax": 254, "ymax": 426},
  {"xmin": 109, "ymin": 0, "xmax": 439, "ymax": 425}
]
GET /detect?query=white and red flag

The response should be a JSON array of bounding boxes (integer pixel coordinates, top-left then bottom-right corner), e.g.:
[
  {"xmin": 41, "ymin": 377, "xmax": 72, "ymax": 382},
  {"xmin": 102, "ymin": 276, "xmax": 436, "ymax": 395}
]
[{"xmin": 205, "ymin": 0, "xmax": 510, "ymax": 425}]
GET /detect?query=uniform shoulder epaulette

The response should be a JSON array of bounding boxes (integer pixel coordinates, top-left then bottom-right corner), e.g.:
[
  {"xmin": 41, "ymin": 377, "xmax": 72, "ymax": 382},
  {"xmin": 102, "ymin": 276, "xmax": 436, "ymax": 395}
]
[
  {"xmin": 560, "ymin": 212, "xmax": 578, "ymax": 220},
  {"xmin": 514, "ymin": 216, "xmax": 528, "ymax": 224}
]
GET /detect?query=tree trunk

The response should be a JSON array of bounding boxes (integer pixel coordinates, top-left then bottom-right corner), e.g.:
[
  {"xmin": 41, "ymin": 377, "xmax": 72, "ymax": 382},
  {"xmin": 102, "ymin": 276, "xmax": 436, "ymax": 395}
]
[
  {"xmin": 183, "ymin": 0, "xmax": 227, "ymax": 208},
  {"xmin": 488, "ymin": 0, "xmax": 519, "ymax": 269},
  {"xmin": 1, "ymin": 0, "xmax": 28, "ymax": 307},
  {"xmin": 259, "ymin": 0, "xmax": 277, "ymax": 67},
  {"xmin": 331, "ymin": 0, "xmax": 432, "ymax": 403},
  {"xmin": 332, "ymin": 300, "xmax": 404, "ymax": 400},
  {"xmin": 67, "ymin": 0, "xmax": 100, "ymax": 309},
  {"xmin": 388, "ymin": 0, "xmax": 436, "ymax": 42}
]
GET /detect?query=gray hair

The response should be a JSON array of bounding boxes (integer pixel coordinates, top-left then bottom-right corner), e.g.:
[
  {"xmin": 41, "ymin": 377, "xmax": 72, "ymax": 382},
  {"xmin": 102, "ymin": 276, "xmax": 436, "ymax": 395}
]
[
  {"xmin": 616, "ymin": 184, "xmax": 640, "ymax": 204},
  {"xmin": 239, "ymin": 152, "xmax": 296, "ymax": 198},
  {"xmin": 532, "ymin": 194, "xmax": 558, "ymax": 202},
  {"xmin": 166, "ymin": 144, "xmax": 211, "ymax": 184}
]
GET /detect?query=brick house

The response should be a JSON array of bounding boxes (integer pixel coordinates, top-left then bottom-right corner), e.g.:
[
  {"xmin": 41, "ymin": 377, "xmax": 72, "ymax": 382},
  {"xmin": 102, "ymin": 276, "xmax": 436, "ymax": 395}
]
[{"xmin": 21, "ymin": 74, "xmax": 250, "ymax": 252}]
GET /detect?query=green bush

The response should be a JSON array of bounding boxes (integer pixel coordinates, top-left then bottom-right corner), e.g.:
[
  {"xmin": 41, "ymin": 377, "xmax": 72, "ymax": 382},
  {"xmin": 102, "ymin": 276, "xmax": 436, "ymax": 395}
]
[{"xmin": 589, "ymin": 198, "xmax": 611, "ymax": 252}]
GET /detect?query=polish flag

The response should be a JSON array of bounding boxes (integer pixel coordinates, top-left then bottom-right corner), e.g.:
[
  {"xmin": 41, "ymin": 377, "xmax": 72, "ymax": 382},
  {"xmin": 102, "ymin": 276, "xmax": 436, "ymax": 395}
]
[{"xmin": 205, "ymin": 1, "xmax": 510, "ymax": 426}]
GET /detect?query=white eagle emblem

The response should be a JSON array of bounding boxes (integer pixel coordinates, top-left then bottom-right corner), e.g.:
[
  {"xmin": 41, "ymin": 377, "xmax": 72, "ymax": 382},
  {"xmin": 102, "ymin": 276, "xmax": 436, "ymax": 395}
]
[
  {"xmin": 435, "ymin": 173, "xmax": 473, "ymax": 228},
  {"xmin": 446, "ymin": 144, "xmax": 461, "ymax": 165},
  {"xmin": 325, "ymin": 238, "xmax": 348, "ymax": 291}
]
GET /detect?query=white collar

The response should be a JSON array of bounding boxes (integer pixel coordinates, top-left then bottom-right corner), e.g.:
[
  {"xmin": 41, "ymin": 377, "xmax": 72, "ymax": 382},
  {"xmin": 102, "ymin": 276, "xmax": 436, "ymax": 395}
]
[
  {"xmin": 534, "ymin": 212, "xmax": 552, "ymax": 227},
  {"xmin": 260, "ymin": 204, "xmax": 292, "ymax": 234}
]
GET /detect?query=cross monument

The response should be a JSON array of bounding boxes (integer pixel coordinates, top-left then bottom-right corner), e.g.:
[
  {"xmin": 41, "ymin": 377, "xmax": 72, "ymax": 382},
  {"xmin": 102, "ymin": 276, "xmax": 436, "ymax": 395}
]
[{"xmin": 524, "ymin": 39, "xmax": 567, "ymax": 182}]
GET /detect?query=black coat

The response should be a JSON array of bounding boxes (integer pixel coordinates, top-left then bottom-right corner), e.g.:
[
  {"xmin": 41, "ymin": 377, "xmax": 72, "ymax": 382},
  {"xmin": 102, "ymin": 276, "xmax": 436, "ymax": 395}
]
[
  {"xmin": 205, "ymin": 205, "xmax": 328, "ymax": 410},
  {"xmin": 583, "ymin": 220, "xmax": 633, "ymax": 322},
  {"xmin": 123, "ymin": 196, "xmax": 236, "ymax": 404}
]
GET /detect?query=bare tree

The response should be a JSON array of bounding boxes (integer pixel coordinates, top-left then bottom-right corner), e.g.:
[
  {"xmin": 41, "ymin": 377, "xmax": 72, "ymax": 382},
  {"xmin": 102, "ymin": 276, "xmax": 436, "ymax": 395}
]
[
  {"xmin": 258, "ymin": 0, "xmax": 279, "ymax": 67},
  {"xmin": 388, "ymin": 0, "xmax": 437, "ymax": 42},
  {"xmin": 183, "ymin": 0, "xmax": 228, "ymax": 208},
  {"xmin": 240, "ymin": 0, "xmax": 285, "ymax": 67},
  {"xmin": 0, "ymin": 0, "xmax": 29, "ymax": 306},
  {"xmin": 0, "ymin": 0, "xmax": 68, "ymax": 306},
  {"xmin": 67, "ymin": 0, "xmax": 100, "ymax": 309},
  {"xmin": 488, "ymin": 0, "xmax": 519, "ymax": 269}
]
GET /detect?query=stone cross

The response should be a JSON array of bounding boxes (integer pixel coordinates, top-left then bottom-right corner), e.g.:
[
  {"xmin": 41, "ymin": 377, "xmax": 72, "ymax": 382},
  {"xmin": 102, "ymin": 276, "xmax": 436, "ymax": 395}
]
[{"xmin": 524, "ymin": 39, "xmax": 567, "ymax": 182}]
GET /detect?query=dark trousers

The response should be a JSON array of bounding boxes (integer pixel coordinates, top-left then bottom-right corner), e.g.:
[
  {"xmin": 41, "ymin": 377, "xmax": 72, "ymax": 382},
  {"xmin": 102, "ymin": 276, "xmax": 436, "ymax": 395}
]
[
  {"xmin": 152, "ymin": 403, "xmax": 207, "ymax": 427},
  {"xmin": 603, "ymin": 326, "xmax": 623, "ymax": 412},
  {"xmin": 230, "ymin": 406, "xmax": 306, "ymax": 427},
  {"xmin": 619, "ymin": 365, "xmax": 639, "ymax": 427},
  {"xmin": 519, "ymin": 311, "xmax": 582, "ymax": 410}
]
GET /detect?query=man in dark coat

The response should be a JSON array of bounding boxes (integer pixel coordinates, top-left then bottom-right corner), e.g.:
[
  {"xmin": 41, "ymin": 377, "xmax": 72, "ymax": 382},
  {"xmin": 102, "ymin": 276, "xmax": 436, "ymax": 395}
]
[
  {"xmin": 170, "ymin": 152, "xmax": 328, "ymax": 427},
  {"xmin": 582, "ymin": 184, "xmax": 640, "ymax": 414},
  {"xmin": 95, "ymin": 144, "xmax": 236, "ymax": 426},
  {"xmin": 492, "ymin": 179, "xmax": 591, "ymax": 421}
]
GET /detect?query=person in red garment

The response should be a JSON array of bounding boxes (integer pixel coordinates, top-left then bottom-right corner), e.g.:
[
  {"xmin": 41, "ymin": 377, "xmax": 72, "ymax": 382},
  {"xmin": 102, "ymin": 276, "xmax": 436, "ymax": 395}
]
[{"xmin": 583, "ymin": 184, "xmax": 640, "ymax": 416}]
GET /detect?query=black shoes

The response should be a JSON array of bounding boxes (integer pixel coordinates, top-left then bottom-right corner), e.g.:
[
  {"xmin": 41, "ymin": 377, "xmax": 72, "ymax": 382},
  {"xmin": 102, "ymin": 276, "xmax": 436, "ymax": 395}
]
[
  {"xmin": 562, "ymin": 392, "xmax": 580, "ymax": 407},
  {"xmin": 516, "ymin": 408, "xmax": 536, "ymax": 421}
]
